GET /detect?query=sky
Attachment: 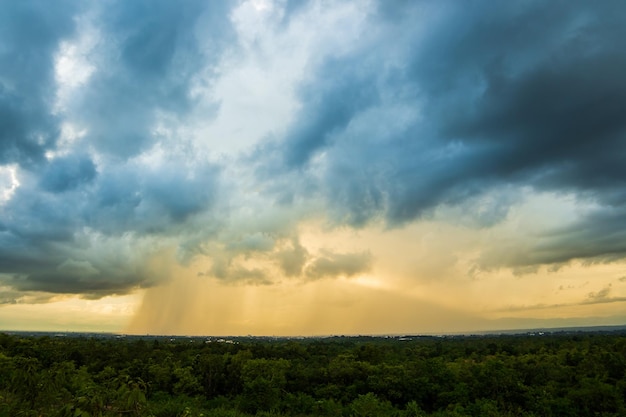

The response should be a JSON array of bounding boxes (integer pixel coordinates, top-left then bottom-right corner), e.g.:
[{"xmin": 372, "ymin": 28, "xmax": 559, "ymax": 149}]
[{"xmin": 1, "ymin": 0, "xmax": 626, "ymax": 336}]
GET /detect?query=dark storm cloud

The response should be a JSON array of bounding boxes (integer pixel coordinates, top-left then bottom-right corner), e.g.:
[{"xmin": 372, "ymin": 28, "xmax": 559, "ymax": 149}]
[
  {"xmin": 283, "ymin": 58, "xmax": 380, "ymax": 168},
  {"xmin": 0, "ymin": 287, "xmax": 55, "ymax": 305},
  {"xmin": 130, "ymin": 161, "xmax": 220, "ymax": 227},
  {"xmin": 73, "ymin": 0, "xmax": 235, "ymax": 159},
  {"xmin": 403, "ymin": 0, "xmax": 626, "ymax": 216},
  {"xmin": 0, "ymin": 203, "xmax": 122, "ymax": 296},
  {"xmin": 475, "ymin": 205, "xmax": 626, "ymax": 272},
  {"xmin": 3, "ymin": 0, "xmax": 626, "ymax": 299},
  {"xmin": 0, "ymin": 237, "xmax": 149, "ymax": 298},
  {"xmin": 0, "ymin": 153, "xmax": 220, "ymax": 295},
  {"xmin": 0, "ymin": 0, "xmax": 81, "ymax": 166},
  {"xmin": 11, "ymin": 268, "xmax": 147, "ymax": 297},
  {"xmin": 0, "ymin": 0, "xmax": 230, "ymax": 297},
  {"xmin": 39, "ymin": 154, "xmax": 97, "ymax": 193},
  {"xmin": 268, "ymin": 0, "xmax": 626, "ymax": 266}
]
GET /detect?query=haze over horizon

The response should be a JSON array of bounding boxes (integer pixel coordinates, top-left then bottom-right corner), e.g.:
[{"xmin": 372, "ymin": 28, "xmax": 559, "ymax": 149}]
[{"xmin": 1, "ymin": 0, "xmax": 626, "ymax": 336}]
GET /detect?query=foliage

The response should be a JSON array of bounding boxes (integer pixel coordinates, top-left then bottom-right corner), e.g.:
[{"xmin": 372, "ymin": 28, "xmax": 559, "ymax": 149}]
[{"xmin": 0, "ymin": 331, "xmax": 625, "ymax": 416}]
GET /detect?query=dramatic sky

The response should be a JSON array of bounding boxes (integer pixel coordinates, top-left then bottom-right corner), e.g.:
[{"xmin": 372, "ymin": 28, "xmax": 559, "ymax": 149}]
[{"xmin": 1, "ymin": 0, "xmax": 626, "ymax": 335}]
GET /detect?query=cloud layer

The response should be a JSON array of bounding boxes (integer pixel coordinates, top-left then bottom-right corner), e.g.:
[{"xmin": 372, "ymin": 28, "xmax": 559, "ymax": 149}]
[{"xmin": 1, "ymin": 0, "xmax": 625, "ymax": 304}]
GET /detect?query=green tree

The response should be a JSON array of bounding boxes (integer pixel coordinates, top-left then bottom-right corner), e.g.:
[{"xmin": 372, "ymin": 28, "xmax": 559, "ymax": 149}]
[
  {"xmin": 350, "ymin": 392, "xmax": 397, "ymax": 417},
  {"xmin": 238, "ymin": 358, "xmax": 290, "ymax": 413}
]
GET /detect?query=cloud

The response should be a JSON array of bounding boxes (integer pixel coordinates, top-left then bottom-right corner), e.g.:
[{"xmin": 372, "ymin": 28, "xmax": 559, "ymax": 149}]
[
  {"xmin": 276, "ymin": 238, "xmax": 309, "ymax": 277},
  {"xmin": 587, "ymin": 284, "xmax": 612, "ymax": 302},
  {"xmin": 474, "ymin": 203, "xmax": 626, "ymax": 272},
  {"xmin": 0, "ymin": 223, "xmax": 171, "ymax": 297},
  {"xmin": 0, "ymin": 0, "xmax": 231, "ymax": 299},
  {"xmin": 1, "ymin": 0, "xmax": 626, "ymax": 303},
  {"xmin": 67, "ymin": 0, "xmax": 234, "ymax": 159},
  {"xmin": 0, "ymin": 153, "xmax": 220, "ymax": 296},
  {"xmin": 0, "ymin": 0, "xmax": 81, "ymax": 167},
  {"xmin": 305, "ymin": 249, "xmax": 372, "ymax": 280},
  {"xmin": 282, "ymin": 59, "xmax": 381, "ymax": 168},
  {"xmin": 215, "ymin": 265, "xmax": 272, "ymax": 286},
  {"xmin": 496, "ymin": 291, "xmax": 626, "ymax": 313},
  {"xmin": 39, "ymin": 153, "xmax": 97, "ymax": 193},
  {"xmin": 0, "ymin": 286, "xmax": 58, "ymax": 305},
  {"xmin": 257, "ymin": 0, "xmax": 626, "ymax": 265}
]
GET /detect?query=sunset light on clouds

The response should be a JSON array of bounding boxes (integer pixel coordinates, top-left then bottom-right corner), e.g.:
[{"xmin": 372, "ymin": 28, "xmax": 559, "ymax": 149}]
[{"xmin": 1, "ymin": 0, "xmax": 626, "ymax": 335}]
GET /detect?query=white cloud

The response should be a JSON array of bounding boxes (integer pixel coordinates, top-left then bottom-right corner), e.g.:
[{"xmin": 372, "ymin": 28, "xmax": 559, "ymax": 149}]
[
  {"xmin": 0, "ymin": 164, "xmax": 19, "ymax": 205},
  {"xmin": 192, "ymin": 0, "xmax": 373, "ymax": 156},
  {"xmin": 53, "ymin": 16, "xmax": 98, "ymax": 114}
]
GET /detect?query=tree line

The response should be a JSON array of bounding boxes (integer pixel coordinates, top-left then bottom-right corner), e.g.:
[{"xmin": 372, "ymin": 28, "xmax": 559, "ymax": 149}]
[{"xmin": 0, "ymin": 331, "xmax": 625, "ymax": 416}]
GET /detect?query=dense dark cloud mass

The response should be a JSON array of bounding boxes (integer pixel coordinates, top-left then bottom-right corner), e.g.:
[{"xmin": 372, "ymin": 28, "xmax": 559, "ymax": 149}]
[
  {"xmin": 0, "ymin": 0, "xmax": 228, "ymax": 296},
  {"xmin": 72, "ymin": 0, "xmax": 234, "ymax": 159},
  {"xmin": 283, "ymin": 59, "xmax": 381, "ymax": 168},
  {"xmin": 0, "ymin": 0, "xmax": 80, "ymax": 166},
  {"xmin": 1, "ymin": 0, "xmax": 626, "ymax": 301},
  {"xmin": 271, "ymin": 0, "xmax": 626, "ymax": 265},
  {"xmin": 39, "ymin": 154, "xmax": 97, "ymax": 193},
  {"xmin": 476, "ymin": 206, "xmax": 626, "ymax": 272}
]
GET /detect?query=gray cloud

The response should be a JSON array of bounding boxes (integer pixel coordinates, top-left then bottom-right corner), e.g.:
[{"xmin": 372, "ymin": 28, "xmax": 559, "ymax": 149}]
[
  {"xmin": 260, "ymin": 0, "xmax": 626, "ymax": 266},
  {"xmin": 203, "ymin": 249, "xmax": 274, "ymax": 286},
  {"xmin": 305, "ymin": 250, "xmax": 372, "ymax": 281},
  {"xmin": 71, "ymin": 0, "xmax": 234, "ymax": 159},
  {"xmin": 276, "ymin": 239, "xmax": 309, "ymax": 278},
  {"xmin": 0, "ymin": 153, "xmax": 220, "ymax": 295},
  {"xmin": 196, "ymin": 234, "xmax": 371, "ymax": 284},
  {"xmin": 227, "ymin": 233, "xmax": 276, "ymax": 253},
  {"xmin": 497, "ymin": 289, "xmax": 626, "ymax": 313},
  {"xmin": 587, "ymin": 284, "xmax": 612, "ymax": 302},
  {"xmin": 0, "ymin": 0, "xmax": 81, "ymax": 167},
  {"xmin": 0, "ymin": 286, "xmax": 56, "ymax": 305},
  {"xmin": 39, "ymin": 154, "xmax": 97, "ymax": 193},
  {"xmin": 474, "ymin": 206, "xmax": 626, "ymax": 272},
  {"xmin": 230, "ymin": 267, "xmax": 271, "ymax": 285},
  {"xmin": 283, "ymin": 59, "xmax": 381, "ymax": 168},
  {"xmin": 0, "ymin": 0, "xmax": 230, "ymax": 297},
  {"xmin": 2, "ymin": 0, "xmax": 626, "ymax": 299},
  {"xmin": 0, "ymin": 238, "xmax": 159, "ymax": 298}
]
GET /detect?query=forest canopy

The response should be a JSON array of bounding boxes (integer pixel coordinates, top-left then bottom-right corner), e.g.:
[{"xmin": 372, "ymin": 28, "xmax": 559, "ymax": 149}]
[{"xmin": 1, "ymin": 330, "xmax": 625, "ymax": 416}]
